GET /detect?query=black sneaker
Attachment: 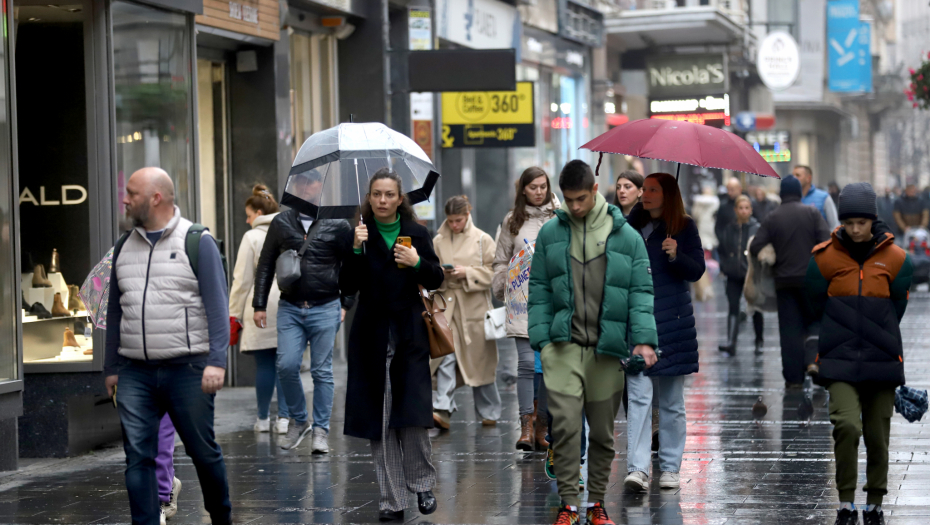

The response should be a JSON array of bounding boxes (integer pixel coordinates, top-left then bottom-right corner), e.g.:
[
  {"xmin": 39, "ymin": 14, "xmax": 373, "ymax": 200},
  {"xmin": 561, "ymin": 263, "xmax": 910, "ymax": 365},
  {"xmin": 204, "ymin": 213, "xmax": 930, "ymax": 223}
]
[
  {"xmin": 834, "ymin": 508, "xmax": 859, "ymax": 525},
  {"xmin": 862, "ymin": 508, "xmax": 884, "ymax": 525}
]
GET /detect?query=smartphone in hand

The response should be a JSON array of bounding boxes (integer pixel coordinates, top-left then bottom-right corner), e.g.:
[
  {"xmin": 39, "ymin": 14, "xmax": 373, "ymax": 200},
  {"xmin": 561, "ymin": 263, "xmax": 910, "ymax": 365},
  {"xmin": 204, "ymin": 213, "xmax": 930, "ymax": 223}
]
[
  {"xmin": 396, "ymin": 236, "xmax": 413, "ymax": 268},
  {"xmin": 441, "ymin": 264, "xmax": 454, "ymax": 271}
]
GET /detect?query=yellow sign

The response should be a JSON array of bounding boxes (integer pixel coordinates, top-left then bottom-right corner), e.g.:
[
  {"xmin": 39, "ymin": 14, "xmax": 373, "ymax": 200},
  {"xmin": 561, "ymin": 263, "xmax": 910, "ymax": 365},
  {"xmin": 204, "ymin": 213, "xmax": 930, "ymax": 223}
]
[{"xmin": 441, "ymin": 82, "xmax": 534, "ymax": 125}]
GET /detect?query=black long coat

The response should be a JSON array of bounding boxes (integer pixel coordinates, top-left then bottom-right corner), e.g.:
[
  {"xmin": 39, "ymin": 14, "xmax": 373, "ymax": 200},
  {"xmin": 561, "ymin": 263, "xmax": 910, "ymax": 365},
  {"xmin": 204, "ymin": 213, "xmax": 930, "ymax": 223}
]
[{"xmin": 339, "ymin": 219, "xmax": 444, "ymax": 440}]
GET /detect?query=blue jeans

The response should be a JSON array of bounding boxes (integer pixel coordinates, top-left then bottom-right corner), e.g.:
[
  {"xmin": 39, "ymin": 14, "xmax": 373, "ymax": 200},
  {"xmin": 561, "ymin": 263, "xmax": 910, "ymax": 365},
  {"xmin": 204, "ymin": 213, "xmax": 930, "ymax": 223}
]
[
  {"xmin": 117, "ymin": 360, "xmax": 231, "ymax": 525},
  {"xmin": 252, "ymin": 348, "xmax": 289, "ymax": 420},
  {"xmin": 626, "ymin": 373, "xmax": 687, "ymax": 474},
  {"xmin": 276, "ymin": 299, "xmax": 341, "ymax": 428}
]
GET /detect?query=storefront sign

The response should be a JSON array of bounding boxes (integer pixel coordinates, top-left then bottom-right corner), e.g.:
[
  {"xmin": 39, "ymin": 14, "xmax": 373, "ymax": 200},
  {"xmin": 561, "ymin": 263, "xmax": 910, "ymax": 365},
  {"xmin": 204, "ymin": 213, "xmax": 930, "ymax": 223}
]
[
  {"xmin": 440, "ymin": 81, "xmax": 535, "ymax": 148},
  {"xmin": 758, "ymin": 32, "xmax": 800, "ymax": 91},
  {"xmin": 646, "ymin": 54, "xmax": 727, "ymax": 98},
  {"xmin": 748, "ymin": 130, "xmax": 791, "ymax": 163},
  {"xmin": 435, "ymin": 0, "xmax": 518, "ymax": 50},
  {"xmin": 774, "ymin": 0, "xmax": 825, "ymax": 103},
  {"xmin": 195, "ymin": 0, "xmax": 278, "ymax": 41},
  {"xmin": 827, "ymin": 0, "xmax": 872, "ymax": 93},
  {"xmin": 649, "ymin": 94, "xmax": 731, "ymax": 126}
]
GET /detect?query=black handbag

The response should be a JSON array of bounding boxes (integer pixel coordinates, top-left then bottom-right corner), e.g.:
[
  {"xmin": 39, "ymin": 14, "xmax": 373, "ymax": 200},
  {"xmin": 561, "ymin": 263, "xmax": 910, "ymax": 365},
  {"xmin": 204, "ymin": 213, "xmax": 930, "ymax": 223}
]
[{"xmin": 275, "ymin": 220, "xmax": 322, "ymax": 291}]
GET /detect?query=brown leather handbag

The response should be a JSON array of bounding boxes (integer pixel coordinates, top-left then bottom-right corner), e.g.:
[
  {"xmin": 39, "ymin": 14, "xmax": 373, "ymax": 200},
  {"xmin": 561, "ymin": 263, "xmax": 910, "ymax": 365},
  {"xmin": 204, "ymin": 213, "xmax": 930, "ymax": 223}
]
[{"xmin": 418, "ymin": 285, "xmax": 455, "ymax": 359}]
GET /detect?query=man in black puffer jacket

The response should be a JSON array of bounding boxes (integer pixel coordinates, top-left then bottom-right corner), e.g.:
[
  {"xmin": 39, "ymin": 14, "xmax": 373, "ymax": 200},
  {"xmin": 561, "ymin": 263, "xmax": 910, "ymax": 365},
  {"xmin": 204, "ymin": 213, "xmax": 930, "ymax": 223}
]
[
  {"xmin": 750, "ymin": 175, "xmax": 831, "ymax": 386},
  {"xmin": 253, "ymin": 203, "xmax": 354, "ymax": 452}
]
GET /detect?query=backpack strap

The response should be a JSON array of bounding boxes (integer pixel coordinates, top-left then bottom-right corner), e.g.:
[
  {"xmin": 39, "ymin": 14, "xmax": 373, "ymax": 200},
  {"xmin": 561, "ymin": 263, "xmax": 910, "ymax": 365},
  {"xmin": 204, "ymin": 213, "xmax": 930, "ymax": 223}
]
[
  {"xmin": 186, "ymin": 223, "xmax": 209, "ymax": 279},
  {"xmin": 112, "ymin": 231, "xmax": 131, "ymax": 266}
]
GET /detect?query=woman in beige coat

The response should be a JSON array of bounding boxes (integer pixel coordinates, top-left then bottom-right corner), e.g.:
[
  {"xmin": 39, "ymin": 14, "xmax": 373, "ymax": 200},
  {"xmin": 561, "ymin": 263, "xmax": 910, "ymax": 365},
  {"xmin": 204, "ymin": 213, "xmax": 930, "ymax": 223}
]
[
  {"xmin": 431, "ymin": 196, "xmax": 501, "ymax": 429},
  {"xmin": 492, "ymin": 166, "xmax": 560, "ymax": 450},
  {"xmin": 228, "ymin": 185, "xmax": 288, "ymax": 434}
]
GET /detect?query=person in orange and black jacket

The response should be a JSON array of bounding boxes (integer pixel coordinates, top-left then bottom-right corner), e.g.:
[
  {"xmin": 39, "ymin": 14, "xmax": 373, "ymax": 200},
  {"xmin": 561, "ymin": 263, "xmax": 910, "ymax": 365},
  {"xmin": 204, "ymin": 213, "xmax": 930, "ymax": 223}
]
[{"xmin": 806, "ymin": 182, "xmax": 913, "ymax": 525}]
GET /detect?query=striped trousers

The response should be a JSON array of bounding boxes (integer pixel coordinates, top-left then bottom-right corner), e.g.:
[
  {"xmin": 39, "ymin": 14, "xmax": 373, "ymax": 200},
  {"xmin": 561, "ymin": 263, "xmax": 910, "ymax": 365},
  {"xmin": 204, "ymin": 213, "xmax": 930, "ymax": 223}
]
[{"xmin": 370, "ymin": 353, "xmax": 436, "ymax": 511}]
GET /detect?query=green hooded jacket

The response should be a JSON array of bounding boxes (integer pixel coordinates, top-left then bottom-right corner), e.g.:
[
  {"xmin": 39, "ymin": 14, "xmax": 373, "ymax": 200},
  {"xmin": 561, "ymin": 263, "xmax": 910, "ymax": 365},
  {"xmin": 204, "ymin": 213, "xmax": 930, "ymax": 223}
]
[{"xmin": 527, "ymin": 198, "xmax": 658, "ymax": 358}]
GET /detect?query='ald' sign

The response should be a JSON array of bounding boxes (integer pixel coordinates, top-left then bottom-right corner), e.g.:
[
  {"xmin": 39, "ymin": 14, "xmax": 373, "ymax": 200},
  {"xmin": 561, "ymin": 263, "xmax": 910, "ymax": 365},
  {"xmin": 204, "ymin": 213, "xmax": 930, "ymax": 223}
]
[{"xmin": 646, "ymin": 54, "xmax": 728, "ymax": 97}]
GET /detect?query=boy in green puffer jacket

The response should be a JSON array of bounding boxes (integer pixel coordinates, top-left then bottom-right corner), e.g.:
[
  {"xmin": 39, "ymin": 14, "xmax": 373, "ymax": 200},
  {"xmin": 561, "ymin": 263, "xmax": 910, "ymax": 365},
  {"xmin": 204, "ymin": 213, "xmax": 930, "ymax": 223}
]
[{"xmin": 529, "ymin": 160, "xmax": 658, "ymax": 525}]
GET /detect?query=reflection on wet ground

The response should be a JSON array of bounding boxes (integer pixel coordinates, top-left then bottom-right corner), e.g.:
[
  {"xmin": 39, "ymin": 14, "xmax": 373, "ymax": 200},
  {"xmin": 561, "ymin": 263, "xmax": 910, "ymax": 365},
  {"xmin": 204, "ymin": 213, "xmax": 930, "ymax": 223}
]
[{"xmin": 2, "ymin": 289, "xmax": 930, "ymax": 524}]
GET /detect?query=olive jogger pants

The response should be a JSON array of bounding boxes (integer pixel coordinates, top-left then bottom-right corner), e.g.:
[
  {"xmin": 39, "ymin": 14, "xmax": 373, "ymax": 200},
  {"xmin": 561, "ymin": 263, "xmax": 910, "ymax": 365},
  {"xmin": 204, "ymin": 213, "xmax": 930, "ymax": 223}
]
[
  {"xmin": 541, "ymin": 342, "xmax": 625, "ymax": 506},
  {"xmin": 828, "ymin": 381, "xmax": 895, "ymax": 505}
]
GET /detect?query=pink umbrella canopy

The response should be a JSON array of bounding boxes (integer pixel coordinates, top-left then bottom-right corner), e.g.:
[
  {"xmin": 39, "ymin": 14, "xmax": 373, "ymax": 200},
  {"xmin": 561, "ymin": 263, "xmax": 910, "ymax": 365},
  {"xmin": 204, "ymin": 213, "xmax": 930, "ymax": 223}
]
[{"xmin": 581, "ymin": 118, "xmax": 780, "ymax": 179}]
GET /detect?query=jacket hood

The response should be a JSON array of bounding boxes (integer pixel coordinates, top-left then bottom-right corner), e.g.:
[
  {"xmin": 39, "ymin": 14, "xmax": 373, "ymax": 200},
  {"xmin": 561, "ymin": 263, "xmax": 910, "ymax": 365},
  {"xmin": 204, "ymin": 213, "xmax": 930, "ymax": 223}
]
[
  {"xmin": 250, "ymin": 212, "xmax": 278, "ymax": 230},
  {"xmin": 828, "ymin": 220, "xmax": 895, "ymax": 253}
]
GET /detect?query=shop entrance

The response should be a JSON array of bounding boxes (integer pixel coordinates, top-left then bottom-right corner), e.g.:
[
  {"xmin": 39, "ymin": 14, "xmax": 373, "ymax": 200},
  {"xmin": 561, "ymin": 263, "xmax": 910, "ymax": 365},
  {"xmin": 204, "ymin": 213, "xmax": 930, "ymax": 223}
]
[{"xmin": 196, "ymin": 58, "xmax": 232, "ymax": 274}]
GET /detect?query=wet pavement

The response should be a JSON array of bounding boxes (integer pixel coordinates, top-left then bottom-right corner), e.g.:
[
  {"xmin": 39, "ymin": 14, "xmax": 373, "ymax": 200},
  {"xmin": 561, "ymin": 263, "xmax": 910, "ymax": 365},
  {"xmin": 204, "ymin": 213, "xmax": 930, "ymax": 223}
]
[{"xmin": 2, "ymin": 285, "xmax": 930, "ymax": 524}]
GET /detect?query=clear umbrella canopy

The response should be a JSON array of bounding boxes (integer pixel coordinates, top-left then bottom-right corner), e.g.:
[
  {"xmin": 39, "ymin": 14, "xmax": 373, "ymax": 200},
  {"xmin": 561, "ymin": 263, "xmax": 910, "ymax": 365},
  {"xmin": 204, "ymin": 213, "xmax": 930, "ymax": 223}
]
[{"xmin": 283, "ymin": 122, "xmax": 438, "ymax": 219}]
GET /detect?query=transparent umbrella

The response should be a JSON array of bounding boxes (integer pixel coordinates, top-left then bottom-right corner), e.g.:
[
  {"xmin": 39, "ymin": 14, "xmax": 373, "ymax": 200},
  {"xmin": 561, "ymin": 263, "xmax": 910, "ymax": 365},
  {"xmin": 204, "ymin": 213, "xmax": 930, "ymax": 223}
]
[{"xmin": 282, "ymin": 122, "xmax": 439, "ymax": 219}]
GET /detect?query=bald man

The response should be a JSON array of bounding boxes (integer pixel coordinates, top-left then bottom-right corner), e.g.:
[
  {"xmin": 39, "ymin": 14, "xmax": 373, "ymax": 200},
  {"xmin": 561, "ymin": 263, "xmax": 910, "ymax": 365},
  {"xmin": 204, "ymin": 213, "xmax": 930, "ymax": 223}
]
[{"xmin": 104, "ymin": 167, "xmax": 232, "ymax": 525}]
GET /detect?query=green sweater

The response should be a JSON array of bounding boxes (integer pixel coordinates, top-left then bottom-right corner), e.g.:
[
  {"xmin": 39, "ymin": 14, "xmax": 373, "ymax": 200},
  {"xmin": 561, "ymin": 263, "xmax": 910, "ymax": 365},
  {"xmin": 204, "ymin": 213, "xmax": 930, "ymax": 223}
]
[
  {"xmin": 355, "ymin": 214, "xmax": 420, "ymax": 269},
  {"xmin": 527, "ymin": 201, "xmax": 657, "ymax": 358}
]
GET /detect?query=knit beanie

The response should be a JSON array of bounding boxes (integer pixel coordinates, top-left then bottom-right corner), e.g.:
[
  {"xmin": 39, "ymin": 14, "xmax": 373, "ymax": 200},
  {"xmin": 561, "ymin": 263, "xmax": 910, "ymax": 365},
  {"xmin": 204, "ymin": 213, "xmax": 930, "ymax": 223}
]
[
  {"xmin": 838, "ymin": 182, "xmax": 877, "ymax": 221},
  {"xmin": 780, "ymin": 175, "xmax": 802, "ymax": 198}
]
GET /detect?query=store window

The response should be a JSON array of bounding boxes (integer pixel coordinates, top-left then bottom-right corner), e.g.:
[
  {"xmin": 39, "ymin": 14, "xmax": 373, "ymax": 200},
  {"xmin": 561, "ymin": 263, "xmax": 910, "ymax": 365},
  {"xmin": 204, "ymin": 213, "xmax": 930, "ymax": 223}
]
[
  {"xmin": 0, "ymin": 7, "xmax": 15, "ymax": 380},
  {"xmin": 112, "ymin": 1, "xmax": 194, "ymax": 226},
  {"xmin": 290, "ymin": 31, "xmax": 338, "ymax": 158},
  {"xmin": 15, "ymin": 5, "xmax": 94, "ymax": 366}
]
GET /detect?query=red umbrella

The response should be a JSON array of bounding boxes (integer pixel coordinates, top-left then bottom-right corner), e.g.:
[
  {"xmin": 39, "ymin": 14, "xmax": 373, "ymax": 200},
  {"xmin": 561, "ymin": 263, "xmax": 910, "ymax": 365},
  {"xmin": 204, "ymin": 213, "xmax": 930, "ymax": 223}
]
[{"xmin": 581, "ymin": 118, "xmax": 780, "ymax": 180}]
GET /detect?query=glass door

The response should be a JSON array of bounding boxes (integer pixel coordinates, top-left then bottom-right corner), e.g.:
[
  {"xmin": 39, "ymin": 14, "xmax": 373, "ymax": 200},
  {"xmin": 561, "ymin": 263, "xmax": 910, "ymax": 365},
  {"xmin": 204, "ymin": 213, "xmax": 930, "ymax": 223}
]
[{"xmin": 196, "ymin": 58, "xmax": 230, "ymax": 270}]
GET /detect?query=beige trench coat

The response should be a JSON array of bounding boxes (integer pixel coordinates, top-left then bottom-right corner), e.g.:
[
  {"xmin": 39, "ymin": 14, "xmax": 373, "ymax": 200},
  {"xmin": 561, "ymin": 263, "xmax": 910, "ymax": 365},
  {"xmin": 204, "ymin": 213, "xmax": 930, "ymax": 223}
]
[
  {"xmin": 432, "ymin": 215, "xmax": 498, "ymax": 387},
  {"xmin": 228, "ymin": 213, "xmax": 281, "ymax": 351}
]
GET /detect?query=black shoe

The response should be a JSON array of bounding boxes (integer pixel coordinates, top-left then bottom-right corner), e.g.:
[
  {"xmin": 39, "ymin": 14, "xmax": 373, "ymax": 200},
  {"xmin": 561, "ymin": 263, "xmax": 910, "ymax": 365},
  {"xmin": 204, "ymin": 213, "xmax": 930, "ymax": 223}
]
[
  {"xmin": 754, "ymin": 338, "xmax": 763, "ymax": 354},
  {"xmin": 834, "ymin": 508, "xmax": 859, "ymax": 525},
  {"xmin": 379, "ymin": 509, "xmax": 404, "ymax": 521},
  {"xmin": 417, "ymin": 490, "xmax": 437, "ymax": 515},
  {"xmin": 31, "ymin": 302, "xmax": 52, "ymax": 319},
  {"xmin": 862, "ymin": 508, "xmax": 884, "ymax": 525},
  {"xmin": 718, "ymin": 314, "xmax": 738, "ymax": 355}
]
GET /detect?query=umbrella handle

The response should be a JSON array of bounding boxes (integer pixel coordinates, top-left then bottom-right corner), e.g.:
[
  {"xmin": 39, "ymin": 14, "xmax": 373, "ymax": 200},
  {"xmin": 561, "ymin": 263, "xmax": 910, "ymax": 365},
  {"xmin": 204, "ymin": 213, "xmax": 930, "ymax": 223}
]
[{"xmin": 676, "ymin": 162, "xmax": 681, "ymax": 181}]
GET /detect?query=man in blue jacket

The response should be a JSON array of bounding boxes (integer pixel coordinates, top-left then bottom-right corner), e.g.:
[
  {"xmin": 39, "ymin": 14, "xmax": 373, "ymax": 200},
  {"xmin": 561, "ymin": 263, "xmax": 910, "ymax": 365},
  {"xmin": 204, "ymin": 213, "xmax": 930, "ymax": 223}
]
[{"xmin": 795, "ymin": 165, "xmax": 839, "ymax": 230}]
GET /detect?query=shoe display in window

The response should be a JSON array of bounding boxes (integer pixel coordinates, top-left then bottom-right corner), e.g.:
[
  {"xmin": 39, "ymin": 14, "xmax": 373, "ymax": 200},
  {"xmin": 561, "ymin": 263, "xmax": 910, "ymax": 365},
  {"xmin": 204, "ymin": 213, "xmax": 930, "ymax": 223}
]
[
  {"xmin": 49, "ymin": 248, "xmax": 60, "ymax": 273},
  {"xmin": 68, "ymin": 284, "xmax": 84, "ymax": 313},
  {"xmin": 63, "ymin": 328, "xmax": 79, "ymax": 348},
  {"xmin": 32, "ymin": 264, "xmax": 51, "ymax": 288},
  {"xmin": 30, "ymin": 302, "xmax": 52, "ymax": 319},
  {"xmin": 52, "ymin": 293, "xmax": 69, "ymax": 317}
]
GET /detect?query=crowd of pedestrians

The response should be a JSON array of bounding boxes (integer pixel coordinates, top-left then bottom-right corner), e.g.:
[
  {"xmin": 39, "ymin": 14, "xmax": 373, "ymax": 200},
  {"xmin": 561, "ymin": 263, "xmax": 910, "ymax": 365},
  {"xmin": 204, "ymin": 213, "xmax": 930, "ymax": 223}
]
[{"xmin": 103, "ymin": 160, "xmax": 915, "ymax": 525}]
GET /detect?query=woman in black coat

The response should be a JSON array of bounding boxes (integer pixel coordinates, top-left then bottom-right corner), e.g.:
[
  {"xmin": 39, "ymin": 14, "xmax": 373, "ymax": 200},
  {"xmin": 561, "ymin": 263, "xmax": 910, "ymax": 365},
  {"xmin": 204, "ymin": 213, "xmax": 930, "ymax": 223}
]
[
  {"xmin": 340, "ymin": 168, "xmax": 444, "ymax": 522},
  {"xmin": 624, "ymin": 173, "xmax": 705, "ymax": 493},
  {"xmin": 717, "ymin": 195, "xmax": 763, "ymax": 354}
]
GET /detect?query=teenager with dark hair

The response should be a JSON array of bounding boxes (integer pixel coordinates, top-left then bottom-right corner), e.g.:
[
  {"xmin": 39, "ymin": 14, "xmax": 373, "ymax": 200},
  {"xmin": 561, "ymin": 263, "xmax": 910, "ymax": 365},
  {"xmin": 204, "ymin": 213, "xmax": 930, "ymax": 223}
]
[{"xmin": 530, "ymin": 159, "xmax": 657, "ymax": 525}]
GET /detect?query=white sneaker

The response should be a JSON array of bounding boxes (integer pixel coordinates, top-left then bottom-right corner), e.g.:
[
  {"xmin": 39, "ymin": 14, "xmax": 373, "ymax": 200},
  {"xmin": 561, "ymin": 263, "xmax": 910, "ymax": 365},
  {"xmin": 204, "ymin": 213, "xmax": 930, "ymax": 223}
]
[
  {"xmin": 311, "ymin": 427, "xmax": 329, "ymax": 454},
  {"xmin": 274, "ymin": 418, "xmax": 289, "ymax": 434},
  {"xmin": 659, "ymin": 471, "xmax": 680, "ymax": 489},
  {"xmin": 159, "ymin": 508, "xmax": 167, "ymax": 525},
  {"xmin": 253, "ymin": 418, "xmax": 270, "ymax": 432},
  {"xmin": 163, "ymin": 476, "xmax": 181, "ymax": 518},
  {"xmin": 624, "ymin": 471, "xmax": 649, "ymax": 493}
]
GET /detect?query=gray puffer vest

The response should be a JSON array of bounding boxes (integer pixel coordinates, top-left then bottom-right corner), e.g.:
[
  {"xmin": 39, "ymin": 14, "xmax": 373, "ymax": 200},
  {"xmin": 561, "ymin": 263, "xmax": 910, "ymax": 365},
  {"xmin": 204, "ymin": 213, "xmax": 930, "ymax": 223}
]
[{"xmin": 115, "ymin": 208, "xmax": 209, "ymax": 361}]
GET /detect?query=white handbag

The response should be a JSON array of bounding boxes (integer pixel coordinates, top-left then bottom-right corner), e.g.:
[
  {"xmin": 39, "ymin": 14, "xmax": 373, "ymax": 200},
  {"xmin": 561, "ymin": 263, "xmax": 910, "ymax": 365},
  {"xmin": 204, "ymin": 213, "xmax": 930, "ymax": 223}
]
[
  {"xmin": 484, "ymin": 306, "xmax": 507, "ymax": 340},
  {"xmin": 474, "ymin": 235, "xmax": 507, "ymax": 341}
]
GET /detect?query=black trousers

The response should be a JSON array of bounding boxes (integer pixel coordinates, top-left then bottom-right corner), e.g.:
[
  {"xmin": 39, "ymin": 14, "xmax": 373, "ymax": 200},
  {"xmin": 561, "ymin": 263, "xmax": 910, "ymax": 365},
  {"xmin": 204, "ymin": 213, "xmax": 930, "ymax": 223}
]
[
  {"xmin": 725, "ymin": 276, "xmax": 763, "ymax": 338},
  {"xmin": 775, "ymin": 286, "xmax": 820, "ymax": 384}
]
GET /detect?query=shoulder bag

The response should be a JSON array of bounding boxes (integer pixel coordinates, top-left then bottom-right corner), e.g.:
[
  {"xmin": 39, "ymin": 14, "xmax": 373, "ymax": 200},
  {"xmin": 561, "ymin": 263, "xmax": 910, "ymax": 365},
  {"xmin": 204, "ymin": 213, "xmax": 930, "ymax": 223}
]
[
  {"xmin": 276, "ymin": 220, "xmax": 322, "ymax": 291},
  {"xmin": 479, "ymin": 235, "xmax": 507, "ymax": 340},
  {"xmin": 419, "ymin": 285, "xmax": 455, "ymax": 359}
]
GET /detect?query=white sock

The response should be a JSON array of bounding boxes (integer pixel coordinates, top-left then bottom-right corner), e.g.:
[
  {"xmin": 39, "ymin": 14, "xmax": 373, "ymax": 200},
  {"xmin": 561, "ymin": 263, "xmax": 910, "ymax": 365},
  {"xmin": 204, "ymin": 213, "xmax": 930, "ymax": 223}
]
[
  {"xmin": 839, "ymin": 502, "xmax": 856, "ymax": 511},
  {"xmin": 864, "ymin": 504, "xmax": 881, "ymax": 513}
]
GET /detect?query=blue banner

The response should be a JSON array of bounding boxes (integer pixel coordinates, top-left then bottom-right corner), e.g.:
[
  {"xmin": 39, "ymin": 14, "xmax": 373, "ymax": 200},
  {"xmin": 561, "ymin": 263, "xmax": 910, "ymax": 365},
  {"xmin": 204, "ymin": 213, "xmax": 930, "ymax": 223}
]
[{"xmin": 827, "ymin": 0, "xmax": 872, "ymax": 92}]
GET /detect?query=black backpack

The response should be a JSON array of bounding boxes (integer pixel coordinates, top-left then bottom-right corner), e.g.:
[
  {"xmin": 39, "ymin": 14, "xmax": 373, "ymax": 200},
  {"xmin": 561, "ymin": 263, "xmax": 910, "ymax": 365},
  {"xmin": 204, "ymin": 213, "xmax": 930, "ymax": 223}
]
[{"xmin": 113, "ymin": 224, "xmax": 228, "ymax": 284}]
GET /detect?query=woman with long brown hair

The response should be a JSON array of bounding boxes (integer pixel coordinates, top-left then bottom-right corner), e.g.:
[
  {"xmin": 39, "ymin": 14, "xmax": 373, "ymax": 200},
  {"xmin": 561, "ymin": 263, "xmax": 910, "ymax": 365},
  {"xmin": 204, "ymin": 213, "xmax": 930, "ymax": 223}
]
[
  {"xmin": 492, "ymin": 167, "xmax": 560, "ymax": 450},
  {"xmin": 340, "ymin": 168, "xmax": 443, "ymax": 521},
  {"xmin": 624, "ymin": 172, "xmax": 705, "ymax": 493}
]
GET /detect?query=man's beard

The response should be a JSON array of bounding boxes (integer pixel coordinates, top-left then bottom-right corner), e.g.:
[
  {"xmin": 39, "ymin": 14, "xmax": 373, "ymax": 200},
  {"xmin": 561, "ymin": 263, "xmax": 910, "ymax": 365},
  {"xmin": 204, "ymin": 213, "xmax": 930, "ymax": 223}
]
[{"xmin": 128, "ymin": 202, "xmax": 150, "ymax": 227}]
